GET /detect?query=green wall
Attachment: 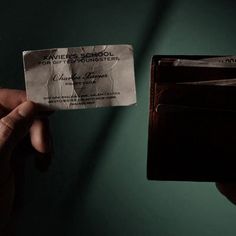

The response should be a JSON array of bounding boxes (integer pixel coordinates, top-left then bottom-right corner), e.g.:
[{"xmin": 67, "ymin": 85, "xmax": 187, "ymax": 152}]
[{"xmin": 1, "ymin": 0, "xmax": 236, "ymax": 235}]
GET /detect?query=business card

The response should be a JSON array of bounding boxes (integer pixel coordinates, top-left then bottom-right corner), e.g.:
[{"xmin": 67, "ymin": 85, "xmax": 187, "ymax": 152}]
[{"xmin": 23, "ymin": 45, "xmax": 136, "ymax": 110}]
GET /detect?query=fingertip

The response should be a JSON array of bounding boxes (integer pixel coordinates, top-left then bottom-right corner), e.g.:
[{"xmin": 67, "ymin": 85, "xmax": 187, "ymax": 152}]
[
  {"xmin": 30, "ymin": 118, "xmax": 52, "ymax": 154},
  {"xmin": 17, "ymin": 101, "xmax": 36, "ymax": 118}
]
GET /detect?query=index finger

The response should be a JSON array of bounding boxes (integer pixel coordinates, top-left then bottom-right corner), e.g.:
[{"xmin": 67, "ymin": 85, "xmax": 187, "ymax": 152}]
[{"xmin": 0, "ymin": 89, "xmax": 26, "ymax": 110}]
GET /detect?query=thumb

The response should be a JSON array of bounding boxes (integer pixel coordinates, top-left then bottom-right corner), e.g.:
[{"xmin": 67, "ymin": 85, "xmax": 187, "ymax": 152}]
[{"xmin": 0, "ymin": 101, "xmax": 36, "ymax": 155}]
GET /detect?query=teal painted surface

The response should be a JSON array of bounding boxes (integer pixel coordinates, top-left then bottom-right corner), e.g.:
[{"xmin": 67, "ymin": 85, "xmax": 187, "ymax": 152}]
[{"xmin": 1, "ymin": 0, "xmax": 236, "ymax": 235}]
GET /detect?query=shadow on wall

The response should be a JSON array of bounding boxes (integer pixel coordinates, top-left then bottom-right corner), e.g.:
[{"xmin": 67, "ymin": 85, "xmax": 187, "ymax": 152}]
[{"xmin": 58, "ymin": 0, "xmax": 174, "ymax": 232}]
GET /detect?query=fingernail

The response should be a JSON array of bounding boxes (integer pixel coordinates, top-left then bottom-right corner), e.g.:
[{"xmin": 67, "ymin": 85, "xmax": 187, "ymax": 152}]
[{"xmin": 18, "ymin": 101, "xmax": 35, "ymax": 118}]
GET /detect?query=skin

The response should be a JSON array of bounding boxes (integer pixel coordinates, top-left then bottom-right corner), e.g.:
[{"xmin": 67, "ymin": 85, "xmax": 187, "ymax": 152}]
[{"xmin": 0, "ymin": 89, "xmax": 52, "ymax": 233}]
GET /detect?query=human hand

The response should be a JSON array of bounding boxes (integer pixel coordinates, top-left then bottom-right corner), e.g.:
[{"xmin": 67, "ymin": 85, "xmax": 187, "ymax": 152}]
[{"xmin": 0, "ymin": 89, "xmax": 52, "ymax": 232}]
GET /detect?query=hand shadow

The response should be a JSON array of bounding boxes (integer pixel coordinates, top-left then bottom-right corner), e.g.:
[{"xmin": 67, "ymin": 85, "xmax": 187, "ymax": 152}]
[{"xmin": 8, "ymin": 136, "xmax": 52, "ymax": 234}]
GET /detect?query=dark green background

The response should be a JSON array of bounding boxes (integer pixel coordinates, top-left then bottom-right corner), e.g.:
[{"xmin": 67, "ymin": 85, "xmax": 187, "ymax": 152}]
[{"xmin": 1, "ymin": 0, "xmax": 236, "ymax": 235}]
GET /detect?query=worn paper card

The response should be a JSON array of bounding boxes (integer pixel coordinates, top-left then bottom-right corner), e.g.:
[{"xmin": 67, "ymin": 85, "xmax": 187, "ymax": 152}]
[{"xmin": 23, "ymin": 45, "xmax": 136, "ymax": 110}]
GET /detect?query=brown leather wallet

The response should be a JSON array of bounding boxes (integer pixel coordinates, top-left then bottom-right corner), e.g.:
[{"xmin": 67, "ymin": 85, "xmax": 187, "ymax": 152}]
[{"xmin": 147, "ymin": 55, "xmax": 236, "ymax": 181}]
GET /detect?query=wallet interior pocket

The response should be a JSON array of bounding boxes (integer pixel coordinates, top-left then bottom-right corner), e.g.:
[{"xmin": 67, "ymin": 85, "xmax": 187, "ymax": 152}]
[
  {"xmin": 148, "ymin": 103, "xmax": 236, "ymax": 181},
  {"xmin": 148, "ymin": 57, "xmax": 236, "ymax": 181}
]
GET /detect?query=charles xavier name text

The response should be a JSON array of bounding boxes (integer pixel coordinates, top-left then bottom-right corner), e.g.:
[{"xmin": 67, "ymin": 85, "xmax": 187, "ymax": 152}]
[{"xmin": 52, "ymin": 72, "xmax": 108, "ymax": 81}]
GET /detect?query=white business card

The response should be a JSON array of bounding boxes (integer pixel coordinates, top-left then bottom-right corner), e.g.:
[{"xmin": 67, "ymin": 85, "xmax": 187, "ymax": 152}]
[{"xmin": 23, "ymin": 44, "xmax": 136, "ymax": 110}]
